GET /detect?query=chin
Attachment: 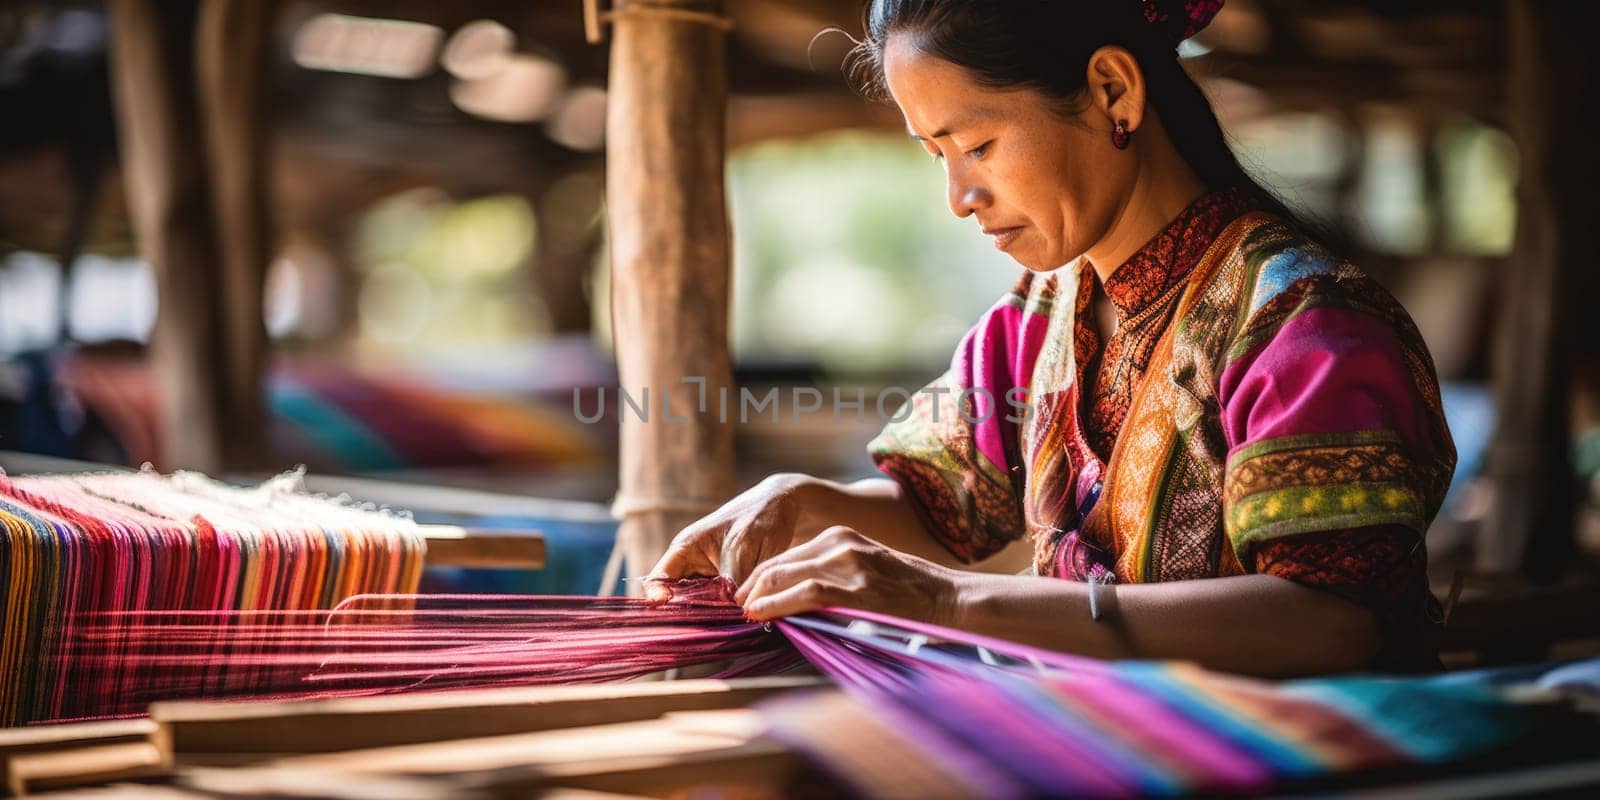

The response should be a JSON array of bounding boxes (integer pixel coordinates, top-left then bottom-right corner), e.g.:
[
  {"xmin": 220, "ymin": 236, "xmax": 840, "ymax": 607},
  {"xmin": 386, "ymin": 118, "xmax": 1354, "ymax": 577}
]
[{"xmin": 1010, "ymin": 247, "xmax": 1067, "ymax": 273}]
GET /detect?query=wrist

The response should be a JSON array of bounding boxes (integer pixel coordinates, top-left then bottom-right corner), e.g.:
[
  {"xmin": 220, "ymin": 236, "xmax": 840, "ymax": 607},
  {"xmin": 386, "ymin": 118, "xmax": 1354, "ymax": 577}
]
[{"xmin": 938, "ymin": 568, "xmax": 979, "ymax": 630}]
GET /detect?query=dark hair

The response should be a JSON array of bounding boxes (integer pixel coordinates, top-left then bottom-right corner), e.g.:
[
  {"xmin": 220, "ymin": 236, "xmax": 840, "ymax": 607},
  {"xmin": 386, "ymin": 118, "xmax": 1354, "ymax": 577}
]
[{"xmin": 845, "ymin": 0, "xmax": 1318, "ymax": 239}]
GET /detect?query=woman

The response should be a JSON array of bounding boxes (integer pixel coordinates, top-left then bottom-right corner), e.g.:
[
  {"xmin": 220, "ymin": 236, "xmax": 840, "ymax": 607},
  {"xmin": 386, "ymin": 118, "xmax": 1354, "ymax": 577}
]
[{"xmin": 652, "ymin": 0, "xmax": 1455, "ymax": 678}]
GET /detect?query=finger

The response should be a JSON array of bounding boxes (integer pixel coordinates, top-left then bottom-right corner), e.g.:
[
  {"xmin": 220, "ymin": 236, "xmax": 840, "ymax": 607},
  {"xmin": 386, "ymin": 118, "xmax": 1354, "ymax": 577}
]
[
  {"xmin": 722, "ymin": 500, "xmax": 805, "ymax": 585},
  {"xmin": 736, "ymin": 558, "xmax": 822, "ymax": 606},
  {"xmin": 735, "ymin": 531, "xmax": 848, "ymax": 600},
  {"xmin": 648, "ymin": 540, "xmax": 719, "ymax": 582},
  {"xmin": 745, "ymin": 578, "xmax": 838, "ymax": 621},
  {"xmin": 739, "ymin": 540, "xmax": 873, "ymax": 609},
  {"xmin": 649, "ymin": 512, "xmax": 738, "ymax": 580}
]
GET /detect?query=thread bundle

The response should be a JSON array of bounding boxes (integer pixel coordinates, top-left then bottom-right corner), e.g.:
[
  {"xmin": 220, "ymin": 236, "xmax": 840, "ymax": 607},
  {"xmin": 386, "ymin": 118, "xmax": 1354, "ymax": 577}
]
[
  {"xmin": 0, "ymin": 469, "xmax": 425, "ymax": 725},
  {"xmin": 58, "ymin": 582, "xmax": 797, "ymax": 720},
  {"xmin": 767, "ymin": 610, "xmax": 1580, "ymax": 797}
]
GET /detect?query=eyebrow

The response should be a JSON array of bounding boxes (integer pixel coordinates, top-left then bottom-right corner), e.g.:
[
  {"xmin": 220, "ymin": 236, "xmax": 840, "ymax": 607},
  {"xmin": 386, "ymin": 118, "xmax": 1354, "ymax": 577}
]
[{"xmin": 907, "ymin": 108, "xmax": 998, "ymax": 142}]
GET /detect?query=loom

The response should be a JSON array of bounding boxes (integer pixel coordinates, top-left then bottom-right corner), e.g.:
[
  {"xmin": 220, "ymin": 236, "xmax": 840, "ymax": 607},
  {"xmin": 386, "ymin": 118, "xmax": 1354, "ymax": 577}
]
[{"xmin": 2, "ymin": 468, "xmax": 1600, "ymax": 798}]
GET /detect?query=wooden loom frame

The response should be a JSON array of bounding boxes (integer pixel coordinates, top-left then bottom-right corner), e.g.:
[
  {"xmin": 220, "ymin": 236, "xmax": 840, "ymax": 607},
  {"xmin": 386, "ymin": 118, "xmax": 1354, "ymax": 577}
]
[{"xmin": 0, "ymin": 677, "xmax": 825, "ymax": 797}]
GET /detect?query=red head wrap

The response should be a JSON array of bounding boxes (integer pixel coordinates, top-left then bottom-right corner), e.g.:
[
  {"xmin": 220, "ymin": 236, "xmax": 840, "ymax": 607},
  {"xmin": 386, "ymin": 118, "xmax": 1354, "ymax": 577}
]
[{"xmin": 1139, "ymin": 0, "xmax": 1225, "ymax": 45}]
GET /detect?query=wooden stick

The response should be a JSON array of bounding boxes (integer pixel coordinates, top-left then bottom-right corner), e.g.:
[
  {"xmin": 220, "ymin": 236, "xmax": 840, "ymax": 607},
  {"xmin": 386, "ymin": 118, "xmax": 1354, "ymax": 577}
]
[
  {"xmin": 417, "ymin": 525, "xmax": 546, "ymax": 569},
  {"xmin": 272, "ymin": 709, "xmax": 772, "ymax": 775},
  {"xmin": 0, "ymin": 720, "xmax": 160, "ymax": 758},
  {"xmin": 479, "ymin": 710, "xmax": 801, "ymax": 796},
  {"xmin": 261, "ymin": 709, "xmax": 803, "ymax": 797},
  {"xmin": 177, "ymin": 765, "xmax": 469, "ymax": 800},
  {"xmin": 154, "ymin": 677, "xmax": 821, "ymax": 759},
  {"xmin": 5, "ymin": 742, "xmax": 169, "ymax": 797},
  {"xmin": 1, "ymin": 719, "xmax": 170, "ymax": 797}
]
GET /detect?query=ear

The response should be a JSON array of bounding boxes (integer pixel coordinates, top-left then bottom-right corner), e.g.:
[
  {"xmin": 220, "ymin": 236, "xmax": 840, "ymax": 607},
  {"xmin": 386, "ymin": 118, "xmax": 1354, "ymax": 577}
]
[{"xmin": 1085, "ymin": 46, "xmax": 1147, "ymax": 134}]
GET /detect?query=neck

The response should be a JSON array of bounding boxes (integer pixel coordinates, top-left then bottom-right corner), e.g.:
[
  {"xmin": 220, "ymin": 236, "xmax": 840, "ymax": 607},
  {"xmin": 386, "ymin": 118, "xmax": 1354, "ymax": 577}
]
[{"xmin": 1083, "ymin": 141, "xmax": 1207, "ymax": 285}]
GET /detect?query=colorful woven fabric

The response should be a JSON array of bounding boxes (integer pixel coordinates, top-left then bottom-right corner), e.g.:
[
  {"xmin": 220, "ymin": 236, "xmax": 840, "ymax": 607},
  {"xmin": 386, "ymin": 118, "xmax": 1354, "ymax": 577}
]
[
  {"xmin": 869, "ymin": 193, "xmax": 1456, "ymax": 668},
  {"xmin": 766, "ymin": 608, "xmax": 1595, "ymax": 799}
]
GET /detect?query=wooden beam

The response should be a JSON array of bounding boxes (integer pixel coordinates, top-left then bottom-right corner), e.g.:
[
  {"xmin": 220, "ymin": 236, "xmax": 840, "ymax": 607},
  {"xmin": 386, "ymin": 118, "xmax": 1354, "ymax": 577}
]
[
  {"xmin": 1191, "ymin": 52, "xmax": 1505, "ymax": 124},
  {"xmin": 459, "ymin": 728, "xmax": 798, "ymax": 798},
  {"xmin": 107, "ymin": 0, "xmax": 273, "ymax": 473},
  {"xmin": 418, "ymin": 525, "xmax": 547, "ymax": 569},
  {"xmin": 5, "ymin": 743, "xmax": 169, "ymax": 797},
  {"xmin": 108, "ymin": 0, "xmax": 225, "ymax": 473},
  {"xmin": 0, "ymin": 719, "xmax": 163, "ymax": 760},
  {"xmin": 195, "ymin": 0, "xmax": 276, "ymax": 471},
  {"xmin": 170, "ymin": 718, "xmax": 796, "ymax": 798},
  {"xmin": 605, "ymin": 0, "xmax": 738, "ymax": 580},
  {"xmin": 1479, "ymin": 0, "xmax": 1600, "ymax": 578},
  {"xmin": 153, "ymin": 677, "xmax": 820, "ymax": 758},
  {"xmin": 178, "ymin": 765, "xmax": 464, "ymax": 799},
  {"xmin": 260, "ymin": 709, "xmax": 803, "ymax": 797},
  {"xmin": 0, "ymin": 719, "xmax": 170, "ymax": 796}
]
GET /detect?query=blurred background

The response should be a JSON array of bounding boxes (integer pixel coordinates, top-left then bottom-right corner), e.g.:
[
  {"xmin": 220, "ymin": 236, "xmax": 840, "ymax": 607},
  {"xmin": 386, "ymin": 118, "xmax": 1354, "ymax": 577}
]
[{"xmin": 0, "ymin": 1, "xmax": 1595, "ymax": 643}]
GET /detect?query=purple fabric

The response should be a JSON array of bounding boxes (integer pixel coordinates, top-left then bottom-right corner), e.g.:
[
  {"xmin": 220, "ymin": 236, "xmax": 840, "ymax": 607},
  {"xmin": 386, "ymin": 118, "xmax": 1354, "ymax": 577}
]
[{"xmin": 1219, "ymin": 307, "xmax": 1432, "ymax": 453}]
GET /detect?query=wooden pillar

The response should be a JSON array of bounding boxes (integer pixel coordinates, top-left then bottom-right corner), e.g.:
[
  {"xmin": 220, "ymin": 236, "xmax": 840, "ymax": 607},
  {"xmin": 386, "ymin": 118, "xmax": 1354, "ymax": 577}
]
[
  {"xmin": 108, "ymin": 0, "xmax": 227, "ymax": 472},
  {"xmin": 108, "ymin": 0, "xmax": 272, "ymax": 472},
  {"xmin": 197, "ymin": 0, "xmax": 276, "ymax": 469},
  {"xmin": 1480, "ymin": 1, "xmax": 1600, "ymax": 579},
  {"xmin": 603, "ymin": 0, "xmax": 736, "ymax": 581}
]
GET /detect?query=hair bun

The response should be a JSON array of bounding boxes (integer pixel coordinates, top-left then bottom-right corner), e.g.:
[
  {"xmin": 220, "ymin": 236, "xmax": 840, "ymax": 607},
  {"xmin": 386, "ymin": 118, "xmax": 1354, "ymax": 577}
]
[{"xmin": 1139, "ymin": 0, "xmax": 1225, "ymax": 46}]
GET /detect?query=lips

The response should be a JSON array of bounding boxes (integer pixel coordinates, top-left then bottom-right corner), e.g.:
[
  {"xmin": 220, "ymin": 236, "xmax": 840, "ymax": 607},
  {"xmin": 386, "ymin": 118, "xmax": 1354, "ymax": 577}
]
[{"xmin": 982, "ymin": 225, "xmax": 1024, "ymax": 251}]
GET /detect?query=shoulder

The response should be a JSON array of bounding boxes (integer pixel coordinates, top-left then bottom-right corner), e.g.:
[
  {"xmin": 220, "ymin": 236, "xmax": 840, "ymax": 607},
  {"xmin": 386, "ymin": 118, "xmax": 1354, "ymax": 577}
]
[
  {"xmin": 1219, "ymin": 217, "xmax": 1417, "ymax": 352},
  {"xmin": 1225, "ymin": 217, "xmax": 1363, "ymax": 313}
]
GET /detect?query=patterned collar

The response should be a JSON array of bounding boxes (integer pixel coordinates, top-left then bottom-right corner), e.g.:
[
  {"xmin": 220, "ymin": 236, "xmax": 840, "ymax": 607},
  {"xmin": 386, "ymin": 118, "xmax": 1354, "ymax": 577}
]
[{"xmin": 1096, "ymin": 187, "xmax": 1258, "ymax": 319}]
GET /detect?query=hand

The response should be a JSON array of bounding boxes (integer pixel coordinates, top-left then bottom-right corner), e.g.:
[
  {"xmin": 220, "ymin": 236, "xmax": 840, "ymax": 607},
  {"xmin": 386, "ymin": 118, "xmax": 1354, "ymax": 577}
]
[
  {"xmin": 648, "ymin": 473, "xmax": 817, "ymax": 586},
  {"xmin": 735, "ymin": 526, "xmax": 963, "ymax": 624}
]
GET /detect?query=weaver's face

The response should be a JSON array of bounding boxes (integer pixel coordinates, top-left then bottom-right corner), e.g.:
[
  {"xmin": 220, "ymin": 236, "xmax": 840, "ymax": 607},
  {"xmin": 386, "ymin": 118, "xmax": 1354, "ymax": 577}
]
[{"xmin": 883, "ymin": 36, "xmax": 1129, "ymax": 272}]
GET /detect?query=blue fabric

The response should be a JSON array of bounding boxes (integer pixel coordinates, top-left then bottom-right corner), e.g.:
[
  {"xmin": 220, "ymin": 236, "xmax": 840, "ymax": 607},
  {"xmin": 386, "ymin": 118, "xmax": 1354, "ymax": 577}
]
[{"xmin": 1280, "ymin": 676, "xmax": 1536, "ymax": 762}]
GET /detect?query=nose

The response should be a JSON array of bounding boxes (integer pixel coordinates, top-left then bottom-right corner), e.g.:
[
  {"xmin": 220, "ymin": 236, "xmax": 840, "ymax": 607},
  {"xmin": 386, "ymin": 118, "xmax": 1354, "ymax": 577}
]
[{"xmin": 945, "ymin": 163, "xmax": 991, "ymax": 219}]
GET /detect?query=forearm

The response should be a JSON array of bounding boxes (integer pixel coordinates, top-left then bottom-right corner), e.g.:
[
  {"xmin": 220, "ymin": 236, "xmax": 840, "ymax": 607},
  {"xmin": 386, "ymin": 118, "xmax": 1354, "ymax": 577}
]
[{"xmin": 951, "ymin": 571, "xmax": 1381, "ymax": 678}]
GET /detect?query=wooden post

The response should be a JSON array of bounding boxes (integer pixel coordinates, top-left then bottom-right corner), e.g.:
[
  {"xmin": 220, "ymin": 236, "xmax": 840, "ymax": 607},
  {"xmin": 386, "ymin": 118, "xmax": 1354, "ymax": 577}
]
[
  {"xmin": 604, "ymin": 0, "xmax": 737, "ymax": 581},
  {"xmin": 196, "ymin": 0, "xmax": 276, "ymax": 470},
  {"xmin": 1480, "ymin": 1, "xmax": 1600, "ymax": 579},
  {"xmin": 109, "ymin": 0, "xmax": 224, "ymax": 473},
  {"xmin": 107, "ymin": 0, "xmax": 271, "ymax": 473}
]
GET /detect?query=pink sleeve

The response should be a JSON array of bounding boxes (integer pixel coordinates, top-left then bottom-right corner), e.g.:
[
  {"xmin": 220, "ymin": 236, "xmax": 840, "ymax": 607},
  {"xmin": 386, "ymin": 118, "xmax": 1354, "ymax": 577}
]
[{"xmin": 1217, "ymin": 301, "xmax": 1454, "ymax": 558}]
